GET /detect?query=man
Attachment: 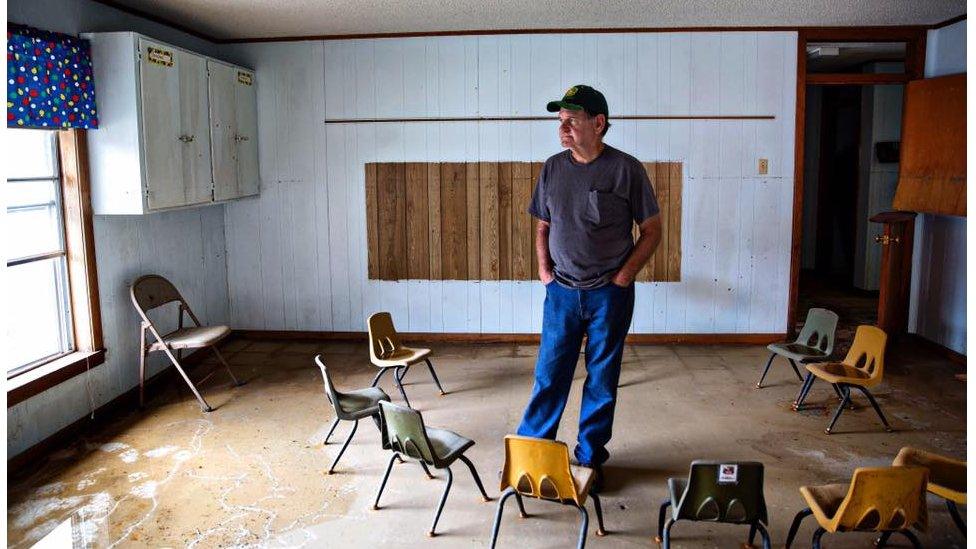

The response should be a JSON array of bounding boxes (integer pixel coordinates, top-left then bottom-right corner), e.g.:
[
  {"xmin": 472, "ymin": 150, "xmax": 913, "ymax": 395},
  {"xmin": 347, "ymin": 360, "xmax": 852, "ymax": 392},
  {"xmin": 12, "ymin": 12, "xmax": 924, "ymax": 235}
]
[{"xmin": 517, "ymin": 84, "xmax": 662, "ymax": 491}]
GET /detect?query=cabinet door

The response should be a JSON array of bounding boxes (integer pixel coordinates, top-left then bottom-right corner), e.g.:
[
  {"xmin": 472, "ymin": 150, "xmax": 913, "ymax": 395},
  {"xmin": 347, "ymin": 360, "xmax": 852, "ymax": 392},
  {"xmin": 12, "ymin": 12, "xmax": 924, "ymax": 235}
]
[
  {"xmin": 139, "ymin": 39, "xmax": 184, "ymax": 210},
  {"xmin": 177, "ymin": 50, "xmax": 213, "ymax": 206},
  {"xmin": 208, "ymin": 61, "xmax": 238, "ymax": 201},
  {"xmin": 235, "ymin": 68, "xmax": 259, "ymax": 197}
]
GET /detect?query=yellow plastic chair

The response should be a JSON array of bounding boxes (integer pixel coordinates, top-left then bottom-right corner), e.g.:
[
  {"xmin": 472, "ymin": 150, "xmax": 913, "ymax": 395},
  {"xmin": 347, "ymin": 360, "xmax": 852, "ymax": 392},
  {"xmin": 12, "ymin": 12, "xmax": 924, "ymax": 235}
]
[
  {"xmin": 367, "ymin": 312, "xmax": 445, "ymax": 407},
  {"xmin": 785, "ymin": 466, "xmax": 928, "ymax": 549},
  {"xmin": 879, "ymin": 447, "xmax": 966, "ymax": 540},
  {"xmin": 489, "ymin": 435, "xmax": 606, "ymax": 549},
  {"xmin": 792, "ymin": 325, "xmax": 892, "ymax": 434}
]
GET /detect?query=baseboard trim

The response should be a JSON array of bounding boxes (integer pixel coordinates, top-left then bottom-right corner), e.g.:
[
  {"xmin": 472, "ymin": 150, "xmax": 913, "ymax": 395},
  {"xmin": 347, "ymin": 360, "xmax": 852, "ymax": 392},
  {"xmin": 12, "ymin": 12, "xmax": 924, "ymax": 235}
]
[
  {"xmin": 8, "ymin": 344, "xmax": 222, "ymax": 475},
  {"xmin": 906, "ymin": 333, "xmax": 967, "ymax": 366},
  {"xmin": 234, "ymin": 329, "xmax": 786, "ymax": 345}
]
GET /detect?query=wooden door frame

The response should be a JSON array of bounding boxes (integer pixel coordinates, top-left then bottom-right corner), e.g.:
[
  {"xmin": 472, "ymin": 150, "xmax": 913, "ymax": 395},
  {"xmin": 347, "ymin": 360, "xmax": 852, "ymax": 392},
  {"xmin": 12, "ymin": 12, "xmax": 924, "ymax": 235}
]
[{"xmin": 787, "ymin": 26, "xmax": 927, "ymax": 334}]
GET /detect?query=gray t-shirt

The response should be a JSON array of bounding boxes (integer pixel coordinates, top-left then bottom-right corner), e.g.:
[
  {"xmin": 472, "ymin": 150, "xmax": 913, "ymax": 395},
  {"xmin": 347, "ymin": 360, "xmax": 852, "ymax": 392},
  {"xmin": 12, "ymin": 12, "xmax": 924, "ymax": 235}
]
[{"xmin": 528, "ymin": 145, "xmax": 660, "ymax": 289}]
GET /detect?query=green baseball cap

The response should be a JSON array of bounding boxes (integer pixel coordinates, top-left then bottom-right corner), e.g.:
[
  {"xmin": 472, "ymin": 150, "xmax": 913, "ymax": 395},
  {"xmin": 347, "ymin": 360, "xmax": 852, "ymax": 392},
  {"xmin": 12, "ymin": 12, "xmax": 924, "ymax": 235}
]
[{"xmin": 546, "ymin": 84, "xmax": 609, "ymax": 118}]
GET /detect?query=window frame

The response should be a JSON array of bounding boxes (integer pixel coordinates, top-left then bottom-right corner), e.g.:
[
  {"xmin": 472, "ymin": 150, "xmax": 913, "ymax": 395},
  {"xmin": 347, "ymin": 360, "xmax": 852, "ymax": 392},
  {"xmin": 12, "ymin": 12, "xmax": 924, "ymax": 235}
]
[{"xmin": 7, "ymin": 129, "xmax": 105, "ymax": 407}]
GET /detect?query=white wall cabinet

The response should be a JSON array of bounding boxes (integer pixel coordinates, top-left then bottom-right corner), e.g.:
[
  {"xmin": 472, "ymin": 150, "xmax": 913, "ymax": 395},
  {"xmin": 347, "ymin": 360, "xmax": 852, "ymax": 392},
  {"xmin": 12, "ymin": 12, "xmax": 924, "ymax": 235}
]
[
  {"xmin": 208, "ymin": 61, "xmax": 259, "ymax": 201},
  {"xmin": 84, "ymin": 32, "xmax": 259, "ymax": 214}
]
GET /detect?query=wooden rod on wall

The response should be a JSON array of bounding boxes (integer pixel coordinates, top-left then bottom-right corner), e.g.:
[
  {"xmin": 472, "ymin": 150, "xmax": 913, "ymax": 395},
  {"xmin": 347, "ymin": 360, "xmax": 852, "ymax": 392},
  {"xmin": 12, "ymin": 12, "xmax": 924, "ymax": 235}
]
[{"xmin": 325, "ymin": 114, "xmax": 775, "ymax": 124}]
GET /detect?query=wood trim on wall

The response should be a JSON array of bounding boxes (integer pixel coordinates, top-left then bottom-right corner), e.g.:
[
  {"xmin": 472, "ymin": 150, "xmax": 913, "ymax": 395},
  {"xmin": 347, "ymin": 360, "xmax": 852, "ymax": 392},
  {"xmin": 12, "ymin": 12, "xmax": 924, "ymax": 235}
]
[
  {"xmin": 59, "ymin": 129, "xmax": 103, "ymax": 352},
  {"xmin": 234, "ymin": 329, "xmax": 786, "ymax": 345},
  {"xmin": 787, "ymin": 26, "xmax": 927, "ymax": 335},
  {"xmin": 365, "ymin": 161, "xmax": 682, "ymax": 282}
]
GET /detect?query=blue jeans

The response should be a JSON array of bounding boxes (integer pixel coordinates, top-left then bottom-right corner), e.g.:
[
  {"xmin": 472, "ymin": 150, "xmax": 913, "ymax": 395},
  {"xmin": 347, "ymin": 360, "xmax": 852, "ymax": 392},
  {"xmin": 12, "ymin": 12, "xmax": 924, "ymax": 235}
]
[{"xmin": 517, "ymin": 280, "xmax": 635, "ymax": 466}]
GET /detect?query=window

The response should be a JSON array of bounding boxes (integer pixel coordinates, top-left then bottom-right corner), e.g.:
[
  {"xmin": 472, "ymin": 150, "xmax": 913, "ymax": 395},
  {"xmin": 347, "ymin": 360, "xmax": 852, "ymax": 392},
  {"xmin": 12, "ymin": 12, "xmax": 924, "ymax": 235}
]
[{"xmin": 6, "ymin": 129, "xmax": 75, "ymax": 376}]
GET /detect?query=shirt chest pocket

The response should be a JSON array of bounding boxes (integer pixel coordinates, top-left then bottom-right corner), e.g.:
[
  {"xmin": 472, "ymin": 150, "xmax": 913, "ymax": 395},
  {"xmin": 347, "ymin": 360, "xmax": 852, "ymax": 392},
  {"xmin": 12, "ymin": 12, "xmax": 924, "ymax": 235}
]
[{"xmin": 586, "ymin": 190, "xmax": 627, "ymax": 227}]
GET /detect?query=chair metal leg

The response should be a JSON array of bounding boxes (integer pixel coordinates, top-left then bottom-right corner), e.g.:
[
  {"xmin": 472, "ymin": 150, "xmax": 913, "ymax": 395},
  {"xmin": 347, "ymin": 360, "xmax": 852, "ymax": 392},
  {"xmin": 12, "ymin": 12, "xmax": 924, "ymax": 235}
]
[
  {"xmin": 748, "ymin": 522, "xmax": 757, "ymax": 546},
  {"xmin": 825, "ymin": 390, "xmax": 851, "ymax": 434},
  {"xmin": 139, "ymin": 327, "xmax": 147, "ymax": 408},
  {"xmin": 372, "ymin": 453, "xmax": 398, "ymax": 510},
  {"xmin": 661, "ymin": 518, "xmax": 675, "ymax": 549},
  {"xmin": 393, "ymin": 366, "xmax": 412, "ymax": 408},
  {"xmin": 428, "ymin": 466, "xmax": 454, "ymax": 536},
  {"xmin": 590, "ymin": 493, "xmax": 607, "ymax": 536},
  {"xmin": 575, "ymin": 503, "xmax": 590, "ymax": 549},
  {"xmin": 323, "ymin": 417, "xmax": 340, "ymax": 445},
  {"xmin": 212, "ymin": 346, "xmax": 243, "ymax": 386},
  {"xmin": 489, "ymin": 487, "xmax": 517, "ymax": 549},
  {"xmin": 947, "ymin": 499, "xmax": 966, "ymax": 536},
  {"xmin": 811, "ymin": 527, "xmax": 827, "ymax": 549},
  {"xmin": 418, "ymin": 460, "xmax": 435, "ymax": 479},
  {"xmin": 754, "ymin": 522, "xmax": 771, "ymax": 549},
  {"xmin": 396, "ymin": 364, "xmax": 410, "ymax": 383},
  {"xmin": 874, "ymin": 531, "xmax": 893, "ymax": 547},
  {"xmin": 793, "ymin": 372, "xmax": 815, "ymax": 410},
  {"xmin": 371, "ymin": 367, "xmax": 391, "ymax": 387},
  {"xmin": 756, "ymin": 353, "xmax": 776, "ymax": 388},
  {"xmin": 655, "ymin": 499, "xmax": 671, "ymax": 543},
  {"xmin": 854, "ymin": 385, "xmax": 893, "ymax": 432},
  {"xmin": 788, "ymin": 358, "xmax": 804, "ymax": 380},
  {"xmin": 328, "ymin": 420, "xmax": 358, "ymax": 474},
  {"xmin": 458, "ymin": 454, "xmax": 491, "ymax": 501},
  {"xmin": 161, "ymin": 345, "xmax": 213, "ymax": 412},
  {"xmin": 424, "ymin": 358, "xmax": 447, "ymax": 395},
  {"xmin": 514, "ymin": 492, "xmax": 528, "ymax": 518},
  {"xmin": 899, "ymin": 529, "xmax": 923, "ymax": 548},
  {"xmin": 785, "ymin": 508, "xmax": 812, "ymax": 548}
]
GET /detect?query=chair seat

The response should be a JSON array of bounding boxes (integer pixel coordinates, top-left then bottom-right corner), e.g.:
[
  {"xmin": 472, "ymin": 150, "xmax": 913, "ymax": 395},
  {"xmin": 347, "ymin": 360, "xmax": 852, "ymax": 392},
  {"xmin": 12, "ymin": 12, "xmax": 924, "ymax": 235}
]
[
  {"xmin": 336, "ymin": 387, "xmax": 390, "ymax": 420},
  {"xmin": 570, "ymin": 465, "xmax": 595, "ymax": 499},
  {"xmin": 372, "ymin": 346, "xmax": 431, "ymax": 368},
  {"xmin": 805, "ymin": 362, "xmax": 877, "ymax": 387},
  {"xmin": 768, "ymin": 342, "xmax": 829, "ymax": 362},
  {"xmin": 150, "ymin": 325, "xmax": 230, "ymax": 351},
  {"xmin": 426, "ymin": 426, "xmax": 474, "ymax": 464},
  {"xmin": 799, "ymin": 483, "xmax": 849, "ymax": 531}
]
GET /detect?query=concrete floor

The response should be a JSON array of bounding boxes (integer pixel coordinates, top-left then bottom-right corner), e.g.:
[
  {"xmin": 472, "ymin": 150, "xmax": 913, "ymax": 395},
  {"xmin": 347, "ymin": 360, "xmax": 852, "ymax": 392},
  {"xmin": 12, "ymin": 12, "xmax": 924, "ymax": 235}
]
[{"xmin": 7, "ymin": 338, "xmax": 967, "ymax": 548}]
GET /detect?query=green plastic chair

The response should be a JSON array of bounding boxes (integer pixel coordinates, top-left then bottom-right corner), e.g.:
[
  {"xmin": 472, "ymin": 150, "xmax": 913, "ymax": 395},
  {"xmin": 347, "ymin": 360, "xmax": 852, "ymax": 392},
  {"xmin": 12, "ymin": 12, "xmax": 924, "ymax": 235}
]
[
  {"xmin": 314, "ymin": 355, "xmax": 390, "ymax": 474},
  {"xmin": 656, "ymin": 461, "xmax": 771, "ymax": 549},
  {"xmin": 757, "ymin": 308, "xmax": 839, "ymax": 388},
  {"xmin": 373, "ymin": 401, "xmax": 491, "ymax": 536}
]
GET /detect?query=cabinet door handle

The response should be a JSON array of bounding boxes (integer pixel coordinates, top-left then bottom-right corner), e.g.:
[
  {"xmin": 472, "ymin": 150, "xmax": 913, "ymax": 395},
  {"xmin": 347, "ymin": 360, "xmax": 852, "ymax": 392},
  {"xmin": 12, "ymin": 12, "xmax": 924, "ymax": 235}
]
[
  {"xmin": 234, "ymin": 135, "xmax": 249, "ymax": 142},
  {"xmin": 178, "ymin": 134, "xmax": 195, "ymax": 143}
]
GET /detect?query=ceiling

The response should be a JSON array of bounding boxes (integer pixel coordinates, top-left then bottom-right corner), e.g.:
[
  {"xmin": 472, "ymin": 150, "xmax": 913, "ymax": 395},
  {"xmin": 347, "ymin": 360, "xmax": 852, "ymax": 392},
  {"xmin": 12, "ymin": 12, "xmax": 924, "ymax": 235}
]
[{"xmin": 104, "ymin": 0, "xmax": 966, "ymax": 41}]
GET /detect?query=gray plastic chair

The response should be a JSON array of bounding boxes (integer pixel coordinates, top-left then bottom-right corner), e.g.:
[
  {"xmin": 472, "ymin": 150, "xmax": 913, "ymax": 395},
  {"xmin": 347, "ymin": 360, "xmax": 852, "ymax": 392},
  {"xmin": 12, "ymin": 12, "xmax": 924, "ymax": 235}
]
[
  {"xmin": 314, "ymin": 355, "xmax": 390, "ymax": 474},
  {"xmin": 130, "ymin": 274, "xmax": 244, "ymax": 412},
  {"xmin": 656, "ymin": 461, "xmax": 771, "ymax": 549},
  {"xmin": 373, "ymin": 401, "xmax": 491, "ymax": 536},
  {"xmin": 757, "ymin": 308, "xmax": 839, "ymax": 389}
]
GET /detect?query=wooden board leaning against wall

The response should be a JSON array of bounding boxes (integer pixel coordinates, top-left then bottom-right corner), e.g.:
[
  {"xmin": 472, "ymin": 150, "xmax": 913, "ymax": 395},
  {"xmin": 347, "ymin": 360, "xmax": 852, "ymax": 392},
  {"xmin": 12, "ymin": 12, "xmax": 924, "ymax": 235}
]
[{"xmin": 365, "ymin": 161, "xmax": 682, "ymax": 282}]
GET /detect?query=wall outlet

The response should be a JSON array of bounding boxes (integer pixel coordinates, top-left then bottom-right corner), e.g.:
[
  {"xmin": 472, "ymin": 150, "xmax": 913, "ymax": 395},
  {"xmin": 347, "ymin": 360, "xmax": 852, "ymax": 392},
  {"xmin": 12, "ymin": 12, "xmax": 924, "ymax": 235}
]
[{"xmin": 758, "ymin": 158, "xmax": 769, "ymax": 175}]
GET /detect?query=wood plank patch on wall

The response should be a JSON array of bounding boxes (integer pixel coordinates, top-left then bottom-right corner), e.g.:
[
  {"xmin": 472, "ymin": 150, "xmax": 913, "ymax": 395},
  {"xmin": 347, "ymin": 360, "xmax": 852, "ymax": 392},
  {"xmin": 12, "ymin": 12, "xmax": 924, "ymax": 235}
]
[{"xmin": 366, "ymin": 161, "xmax": 682, "ymax": 282}]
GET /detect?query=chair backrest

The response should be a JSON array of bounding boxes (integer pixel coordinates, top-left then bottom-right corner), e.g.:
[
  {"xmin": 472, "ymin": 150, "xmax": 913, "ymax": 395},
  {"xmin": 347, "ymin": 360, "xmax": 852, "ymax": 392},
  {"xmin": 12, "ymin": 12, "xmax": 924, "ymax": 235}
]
[
  {"xmin": 841, "ymin": 325, "xmax": 887, "ymax": 381},
  {"xmin": 378, "ymin": 401, "xmax": 436, "ymax": 464},
  {"xmin": 832, "ymin": 466, "xmax": 928, "ymax": 532},
  {"xmin": 794, "ymin": 308, "xmax": 839, "ymax": 356},
  {"xmin": 313, "ymin": 355, "xmax": 341, "ymax": 412},
  {"xmin": 130, "ymin": 274, "xmax": 185, "ymax": 318},
  {"xmin": 674, "ymin": 461, "xmax": 768, "ymax": 525},
  {"xmin": 892, "ymin": 446, "xmax": 967, "ymax": 497},
  {"xmin": 501, "ymin": 435, "xmax": 583, "ymax": 505},
  {"xmin": 368, "ymin": 312, "xmax": 402, "ymax": 362}
]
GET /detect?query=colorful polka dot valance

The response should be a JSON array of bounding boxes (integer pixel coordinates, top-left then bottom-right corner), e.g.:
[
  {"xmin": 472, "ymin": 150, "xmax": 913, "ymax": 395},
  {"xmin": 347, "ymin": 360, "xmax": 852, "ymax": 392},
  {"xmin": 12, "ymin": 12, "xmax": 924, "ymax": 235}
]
[{"xmin": 7, "ymin": 24, "xmax": 99, "ymax": 129}]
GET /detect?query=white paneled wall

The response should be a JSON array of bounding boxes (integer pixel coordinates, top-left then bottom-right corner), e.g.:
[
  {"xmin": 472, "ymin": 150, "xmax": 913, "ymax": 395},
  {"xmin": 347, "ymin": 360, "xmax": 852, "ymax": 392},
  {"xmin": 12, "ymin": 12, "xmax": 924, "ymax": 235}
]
[
  {"xmin": 224, "ymin": 32, "xmax": 797, "ymax": 335},
  {"xmin": 7, "ymin": 207, "xmax": 229, "ymax": 456}
]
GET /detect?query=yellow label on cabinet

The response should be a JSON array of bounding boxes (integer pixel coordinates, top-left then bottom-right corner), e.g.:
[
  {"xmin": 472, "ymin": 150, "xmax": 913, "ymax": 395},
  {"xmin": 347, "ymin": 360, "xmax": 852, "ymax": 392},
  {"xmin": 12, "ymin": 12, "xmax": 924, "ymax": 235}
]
[
  {"xmin": 146, "ymin": 47, "xmax": 174, "ymax": 67},
  {"xmin": 237, "ymin": 71, "xmax": 253, "ymax": 86}
]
